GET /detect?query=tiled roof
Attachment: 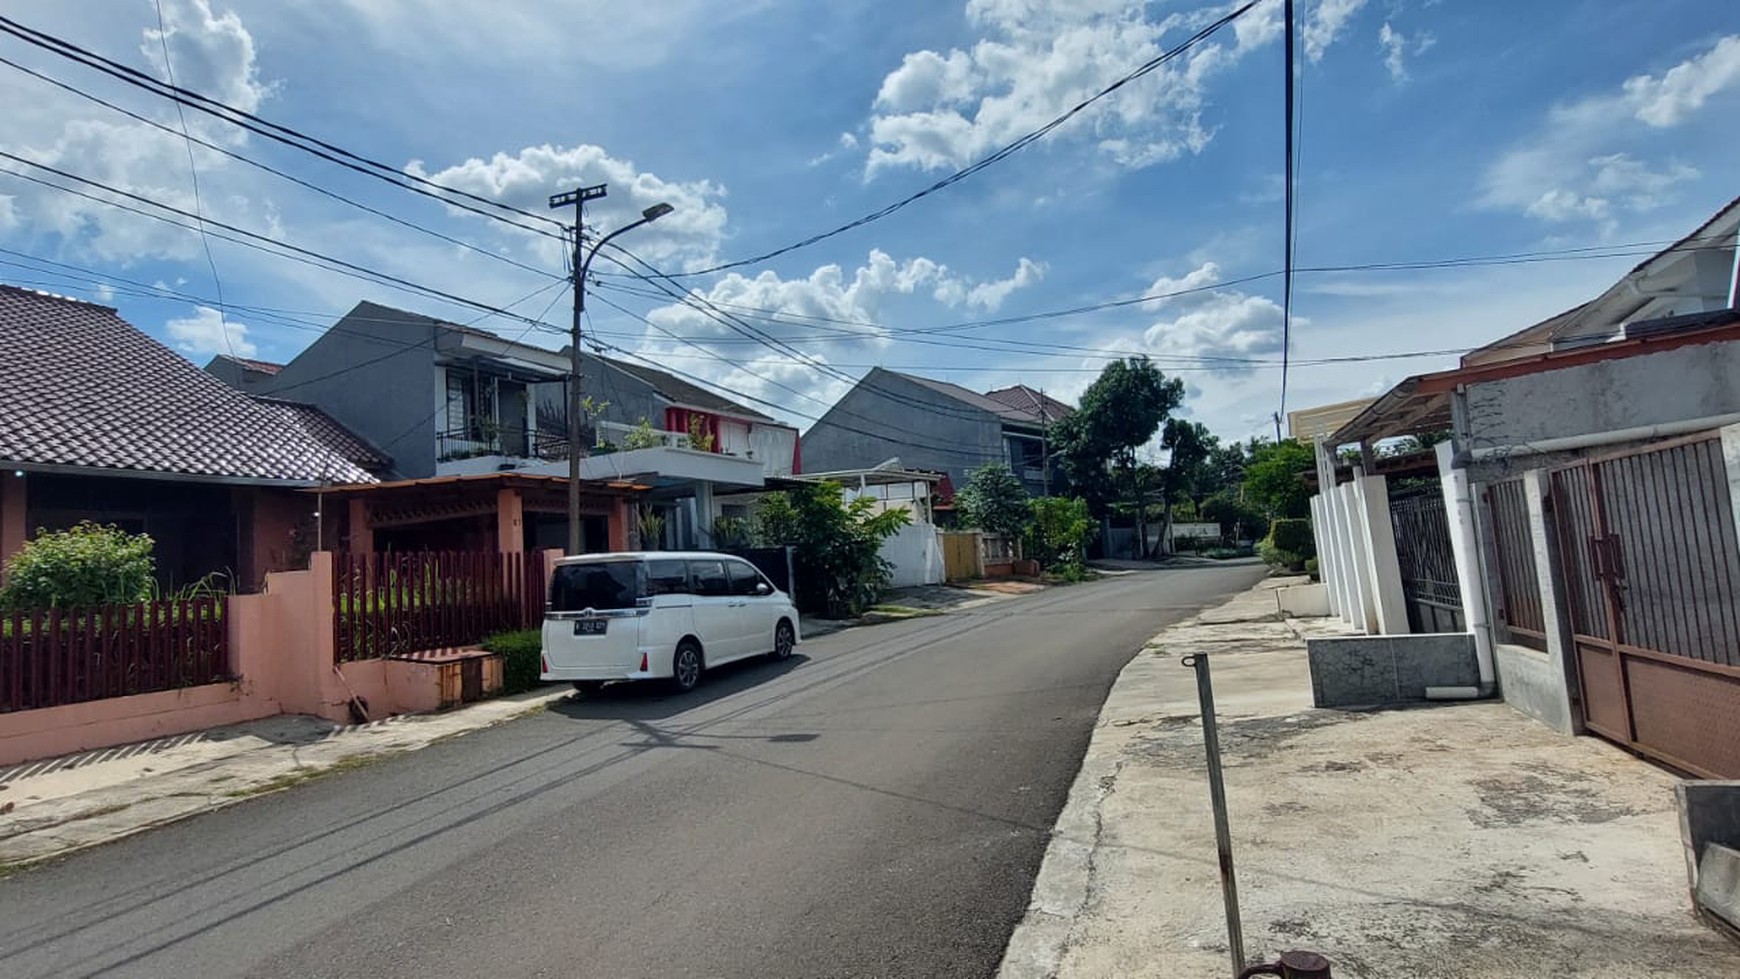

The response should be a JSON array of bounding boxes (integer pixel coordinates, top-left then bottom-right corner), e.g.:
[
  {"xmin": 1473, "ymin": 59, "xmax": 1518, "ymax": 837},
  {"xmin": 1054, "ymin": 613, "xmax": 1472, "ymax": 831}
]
[
  {"xmin": 603, "ymin": 358, "xmax": 778, "ymax": 423},
  {"xmin": 211, "ymin": 353, "xmax": 284, "ymax": 376},
  {"xmin": 249, "ymin": 397, "xmax": 394, "ymax": 473},
  {"xmin": 983, "ymin": 384, "xmax": 1073, "ymax": 423},
  {"xmin": 0, "ymin": 286, "xmax": 378, "ymax": 484}
]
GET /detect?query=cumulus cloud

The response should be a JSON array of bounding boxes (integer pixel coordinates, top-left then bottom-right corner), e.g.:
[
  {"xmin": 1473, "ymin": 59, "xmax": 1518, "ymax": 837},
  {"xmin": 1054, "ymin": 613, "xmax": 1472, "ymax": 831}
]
[
  {"xmin": 1302, "ymin": 0, "xmax": 1366, "ymax": 62},
  {"xmin": 143, "ymin": 0, "xmax": 274, "ymax": 127},
  {"xmin": 411, "ymin": 144, "xmax": 729, "ymax": 271},
  {"xmin": 863, "ymin": 0, "xmax": 1300, "ymax": 177},
  {"xmin": 1481, "ymin": 35, "xmax": 1734, "ymax": 227},
  {"xmin": 166, "ymin": 305, "xmax": 256, "ymax": 358},
  {"xmin": 1377, "ymin": 21, "xmax": 1434, "ymax": 82}
]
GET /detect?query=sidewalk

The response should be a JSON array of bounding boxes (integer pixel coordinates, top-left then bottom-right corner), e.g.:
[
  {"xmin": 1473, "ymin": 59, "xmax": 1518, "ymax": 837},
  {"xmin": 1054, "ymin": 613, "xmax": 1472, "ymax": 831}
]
[
  {"xmin": 0, "ymin": 687, "xmax": 569, "ymax": 871},
  {"xmin": 999, "ymin": 578, "xmax": 1740, "ymax": 978}
]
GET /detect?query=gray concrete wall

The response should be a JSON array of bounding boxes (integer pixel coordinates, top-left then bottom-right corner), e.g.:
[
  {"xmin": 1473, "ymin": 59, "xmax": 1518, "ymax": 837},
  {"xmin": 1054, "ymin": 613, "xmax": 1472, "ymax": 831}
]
[
  {"xmin": 1494, "ymin": 643, "xmax": 1577, "ymax": 734},
  {"xmin": 1306, "ymin": 633, "xmax": 1481, "ymax": 708},
  {"xmin": 800, "ymin": 368, "xmax": 1006, "ymax": 485},
  {"xmin": 1465, "ymin": 339, "xmax": 1740, "ymax": 448},
  {"xmin": 258, "ymin": 302, "xmax": 439, "ymax": 479}
]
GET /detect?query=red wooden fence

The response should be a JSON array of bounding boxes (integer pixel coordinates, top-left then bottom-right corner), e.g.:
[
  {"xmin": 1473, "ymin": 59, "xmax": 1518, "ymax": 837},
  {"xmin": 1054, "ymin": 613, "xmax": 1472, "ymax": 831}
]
[
  {"xmin": 0, "ymin": 597, "xmax": 229, "ymax": 713},
  {"xmin": 332, "ymin": 551, "xmax": 547, "ymax": 662}
]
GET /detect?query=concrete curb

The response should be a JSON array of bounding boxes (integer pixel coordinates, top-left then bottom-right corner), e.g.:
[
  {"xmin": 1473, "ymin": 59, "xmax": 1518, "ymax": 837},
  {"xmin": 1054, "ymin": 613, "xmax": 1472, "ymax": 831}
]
[{"xmin": 0, "ymin": 686, "xmax": 572, "ymax": 873}]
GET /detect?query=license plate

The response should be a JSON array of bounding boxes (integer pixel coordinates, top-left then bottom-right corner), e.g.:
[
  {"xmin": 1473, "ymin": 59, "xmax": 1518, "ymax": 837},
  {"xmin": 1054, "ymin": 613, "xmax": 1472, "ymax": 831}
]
[{"xmin": 574, "ymin": 619, "xmax": 608, "ymax": 636}]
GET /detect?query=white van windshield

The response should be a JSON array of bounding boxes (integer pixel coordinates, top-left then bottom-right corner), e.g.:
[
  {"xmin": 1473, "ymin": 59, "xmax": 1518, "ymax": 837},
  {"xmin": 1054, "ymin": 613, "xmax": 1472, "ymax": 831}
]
[{"xmin": 550, "ymin": 561, "xmax": 642, "ymax": 612}]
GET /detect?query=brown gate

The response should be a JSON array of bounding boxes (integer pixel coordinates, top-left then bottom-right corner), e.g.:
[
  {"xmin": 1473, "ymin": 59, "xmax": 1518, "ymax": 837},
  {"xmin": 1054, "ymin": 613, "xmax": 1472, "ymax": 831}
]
[{"xmin": 1550, "ymin": 432, "xmax": 1740, "ymax": 777}]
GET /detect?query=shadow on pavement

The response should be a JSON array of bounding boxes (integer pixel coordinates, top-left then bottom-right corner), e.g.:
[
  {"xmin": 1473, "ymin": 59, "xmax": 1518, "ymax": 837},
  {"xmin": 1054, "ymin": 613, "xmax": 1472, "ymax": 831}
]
[{"xmin": 545, "ymin": 652, "xmax": 813, "ymax": 723}]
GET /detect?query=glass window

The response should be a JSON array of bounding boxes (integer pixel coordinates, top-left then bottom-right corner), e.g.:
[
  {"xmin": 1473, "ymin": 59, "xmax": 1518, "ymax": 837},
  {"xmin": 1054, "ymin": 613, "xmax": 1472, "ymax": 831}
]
[
  {"xmin": 727, "ymin": 561, "xmax": 762, "ymax": 596},
  {"xmin": 646, "ymin": 559, "xmax": 690, "ymax": 596},
  {"xmin": 549, "ymin": 561, "xmax": 642, "ymax": 611},
  {"xmin": 689, "ymin": 559, "xmax": 730, "ymax": 597}
]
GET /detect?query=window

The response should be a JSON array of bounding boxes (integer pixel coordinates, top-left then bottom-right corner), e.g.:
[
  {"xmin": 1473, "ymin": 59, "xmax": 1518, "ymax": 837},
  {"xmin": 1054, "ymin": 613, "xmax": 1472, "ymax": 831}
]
[
  {"xmin": 549, "ymin": 561, "xmax": 641, "ymax": 611},
  {"xmin": 689, "ymin": 559, "xmax": 730, "ymax": 597},
  {"xmin": 646, "ymin": 559, "xmax": 690, "ymax": 596},
  {"xmin": 727, "ymin": 561, "xmax": 762, "ymax": 596}
]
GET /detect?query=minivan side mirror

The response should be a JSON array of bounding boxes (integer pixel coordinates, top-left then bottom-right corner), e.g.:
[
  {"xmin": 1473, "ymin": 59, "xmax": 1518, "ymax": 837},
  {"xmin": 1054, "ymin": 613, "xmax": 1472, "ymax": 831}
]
[{"xmin": 755, "ymin": 581, "xmax": 772, "ymax": 596}]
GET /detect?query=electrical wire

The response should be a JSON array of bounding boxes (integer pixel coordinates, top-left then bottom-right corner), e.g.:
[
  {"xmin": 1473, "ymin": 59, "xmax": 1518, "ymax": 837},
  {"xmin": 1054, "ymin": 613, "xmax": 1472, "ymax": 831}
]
[{"xmin": 672, "ymin": 0, "xmax": 1262, "ymax": 277}]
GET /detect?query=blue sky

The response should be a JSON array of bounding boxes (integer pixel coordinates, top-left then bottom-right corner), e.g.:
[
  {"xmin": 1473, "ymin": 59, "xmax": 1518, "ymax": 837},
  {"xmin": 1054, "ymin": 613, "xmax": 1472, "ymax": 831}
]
[{"xmin": 0, "ymin": 0, "xmax": 1736, "ymax": 443}]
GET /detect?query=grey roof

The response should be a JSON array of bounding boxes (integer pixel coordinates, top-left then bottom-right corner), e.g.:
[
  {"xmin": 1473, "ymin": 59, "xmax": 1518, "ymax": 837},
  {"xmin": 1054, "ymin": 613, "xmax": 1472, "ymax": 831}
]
[
  {"xmin": 249, "ymin": 397, "xmax": 394, "ymax": 473},
  {"xmin": 0, "ymin": 286, "xmax": 378, "ymax": 485},
  {"xmin": 208, "ymin": 353, "xmax": 284, "ymax": 376},
  {"xmin": 983, "ymin": 384, "xmax": 1073, "ymax": 423},
  {"xmin": 876, "ymin": 369, "xmax": 1042, "ymax": 426},
  {"xmin": 603, "ymin": 358, "xmax": 778, "ymax": 423}
]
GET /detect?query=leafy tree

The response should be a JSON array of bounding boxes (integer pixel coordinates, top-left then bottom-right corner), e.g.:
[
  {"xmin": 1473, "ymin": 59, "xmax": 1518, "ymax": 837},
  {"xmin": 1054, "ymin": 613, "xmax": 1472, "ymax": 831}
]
[
  {"xmin": 0, "ymin": 522, "xmax": 155, "ymax": 611},
  {"xmin": 1202, "ymin": 492, "xmax": 1267, "ymax": 542},
  {"xmin": 753, "ymin": 482, "xmax": 910, "ymax": 618},
  {"xmin": 1385, "ymin": 430, "xmax": 1451, "ymax": 457},
  {"xmin": 1244, "ymin": 439, "xmax": 1315, "ymax": 519},
  {"xmin": 1259, "ymin": 517, "xmax": 1316, "ymax": 573},
  {"xmin": 955, "ymin": 463, "xmax": 1031, "ymax": 540},
  {"xmin": 1053, "ymin": 356, "xmax": 1185, "ymax": 524},
  {"xmin": 1025, "ymin": 497, "xmax": 1095, "ymax": 572},
  {"xmin": 1157, "ymin": 419, "xmax": 1213, "ymax": 555}
]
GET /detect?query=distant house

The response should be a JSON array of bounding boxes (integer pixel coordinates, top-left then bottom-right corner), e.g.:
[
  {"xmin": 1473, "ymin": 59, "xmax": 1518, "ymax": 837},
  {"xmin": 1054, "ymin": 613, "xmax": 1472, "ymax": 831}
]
[
  {"xmin": 800, "ymin": 369, "xmax": 1070, "ymax": 496},
  {"xmin": 0, "ymin": 285, "xmax": 379, "ymax": 589},
  {"xmin": 213, "ymin": 300, "xmax": 799, "ymax": 550},
  {"xmin": 204, "ymin": 354, "xmax": 285, "ymax": 394}
]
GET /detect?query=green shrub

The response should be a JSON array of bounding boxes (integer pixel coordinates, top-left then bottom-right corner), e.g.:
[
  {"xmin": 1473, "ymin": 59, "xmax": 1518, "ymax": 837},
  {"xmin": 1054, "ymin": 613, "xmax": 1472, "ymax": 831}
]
[
  {"xmin": 753, "ymin": 482, "xmax": 909, "ymax": 618},
  {"xmin": 1268, "ymin": 518, "xmax": 1315, "ymax": 559},
  {"xmin": 1257, "ymin": 539, "xmax": 1306, "ymax": 573},
  {"xmin": 1304, "ymin": 557, "xmax": 1321, "ymax": 581},
  {"xmin": 482, "ymin": 628, "xmax": 545, "ymax": 695},
  {"xmin": 957, "ymin": 464, "xmax": 1031, "ymax": 539},
  {"xmin": 1202, "ymin": 545, "xmax": 1255, "ymax": 560},
  {"xmin": 1025, "ymin": 496, "xmax": 1095, "ymax": 572},
  {"xmin": 0, "ymin": 522, "xmax": 155, "ymax": 611}
]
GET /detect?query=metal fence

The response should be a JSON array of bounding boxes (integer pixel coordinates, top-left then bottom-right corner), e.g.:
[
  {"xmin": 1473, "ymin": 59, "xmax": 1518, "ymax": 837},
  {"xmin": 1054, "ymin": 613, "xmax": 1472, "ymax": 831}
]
[
  {"xmin": 1485, "ymin": 478, "xmax": 1546, "ymax": 649},
  {"xmin": 1, "ymin": 597, "xmax": 229, "ymax": 713},
  {"xmin": 332, "ymin": 551, "xmax": 546, "ymax": 662},
  {"xmin": 1388, "ymin": 484, "xmax": 1465, "ymax": 633}
]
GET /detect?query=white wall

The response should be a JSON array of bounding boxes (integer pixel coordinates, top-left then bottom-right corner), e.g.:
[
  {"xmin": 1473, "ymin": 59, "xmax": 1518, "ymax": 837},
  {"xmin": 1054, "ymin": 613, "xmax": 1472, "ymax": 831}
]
[{"xmin": 881, "ymin": 523, "xmax": 945, "ymax": 588}]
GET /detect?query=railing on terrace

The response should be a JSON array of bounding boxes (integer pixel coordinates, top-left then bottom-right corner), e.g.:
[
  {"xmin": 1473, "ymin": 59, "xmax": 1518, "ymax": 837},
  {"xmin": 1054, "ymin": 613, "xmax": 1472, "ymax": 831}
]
[
  {"xmin": 595, "ymin": 420, "xmax": 691, "ymax": 451},
  {"xmin": 436, "ymin": 427, "xmax": 567, "ymax": 463},
  {"xmin": 332, "ymin": 551, "xmax": 547, "ymax": 662},
  {"xmin": 0, "ymin": 597, "xmax": 229, "ymax": 713}
]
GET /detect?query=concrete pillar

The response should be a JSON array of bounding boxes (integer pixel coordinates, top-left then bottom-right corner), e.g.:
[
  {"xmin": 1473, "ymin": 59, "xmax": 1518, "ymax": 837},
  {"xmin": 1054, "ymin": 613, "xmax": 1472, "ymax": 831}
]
[
  {"xmin": 1327, "ymin": 485, "xmax": 1359, "ymax": 627},
  {"xmin": 1310, "ymin": 494, "xmax": 1343, "ymax": 617},
  {"xmin": 347, "ymin": 496, "xmax": 373, "ymax": 554},
  {"xmin": 1437, "ymin": 441, "xmax": 1496, "ymax": 689},
  {"xmin": 1524, "ymin": 469, "xmax": 1581, "ymax": 734},
  {"xmin": 1355, "ymin": 474, "xmax": 1409, "ymax": 634},
  {"xmin": 1339, "ymin": 480, "xmax": 1377, "ymax": 632},
  {"xmin": 495, "ymin": 487, "xmax": 524, "ymax": 554},
  {"xmin": 0, "ymin": 471, "xmax": 26, "ymax": 583},
  {"xmin": 693, "ymin": 480, "xmax": 717, "ymax": 548},
  {"xmin": 610, "ymin": 498, "xmax": 632, "ymax": 552}
]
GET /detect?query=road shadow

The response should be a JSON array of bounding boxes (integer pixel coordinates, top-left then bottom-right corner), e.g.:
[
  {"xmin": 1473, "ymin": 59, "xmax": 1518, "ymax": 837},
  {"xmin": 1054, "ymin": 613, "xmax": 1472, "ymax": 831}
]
[{"xmin": 545, "ymin": 652, "xmax": 813, "ymax": 723}]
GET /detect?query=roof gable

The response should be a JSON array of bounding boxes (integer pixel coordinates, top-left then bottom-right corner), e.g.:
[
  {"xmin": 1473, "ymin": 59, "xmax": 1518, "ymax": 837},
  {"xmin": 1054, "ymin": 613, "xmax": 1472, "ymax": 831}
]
[{"xmin": 0, "ymin": 286, "xmax": 377, "ymax": 484}]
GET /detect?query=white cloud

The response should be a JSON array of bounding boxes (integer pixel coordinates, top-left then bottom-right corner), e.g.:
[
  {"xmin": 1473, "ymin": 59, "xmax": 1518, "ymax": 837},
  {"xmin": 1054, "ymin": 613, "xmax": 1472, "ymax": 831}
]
[
  {"xmin": 1481, "ymin": 35, "xmax": 1733, "ymax": 227},
  {"xmin": 965, "ymin": 257, "xmax": 1046, "ymax": 310},
  {"xmin": 1624, "ymin": 35, "xmax": 1740, "ymax": 127},
  {"xmin": 143, "ymin": 0, "xmax": 274, "ymax": 126},
  {"xmin": 92, "ymin": 282, "xmax": 116, "ymax": 303},
  {"xmin": 1302, "ymin": 0, "xmax": 1366, "ymax": 62},
  {"xmin": 166, "ymin": 305, "xmax": 256, "ymax": 358},
  {"xmin": 863, "ymin": 0, "xmax": 1288, "ymax": 177},
  {"xmin": 410, "ymin": 144, "xmax": 730, "ymax": 271},
  {"xmin": 839, "ymin": 132, "xmax": 859, "ymax": 150}
]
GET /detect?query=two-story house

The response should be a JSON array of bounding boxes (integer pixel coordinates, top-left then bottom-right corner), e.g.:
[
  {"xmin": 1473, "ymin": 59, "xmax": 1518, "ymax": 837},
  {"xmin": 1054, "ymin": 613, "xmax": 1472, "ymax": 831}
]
[
  {"xmin": 209, "ymin": 300, "xmax": 799, "ymax": 549},
  {"xmin": 800, "ymin": 368, "xmax": 1071, "ymax": 497}
]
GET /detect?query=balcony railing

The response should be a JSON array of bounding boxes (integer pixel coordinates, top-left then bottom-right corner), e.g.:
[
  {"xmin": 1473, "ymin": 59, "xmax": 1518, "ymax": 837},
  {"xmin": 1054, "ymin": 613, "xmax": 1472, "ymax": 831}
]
[
  {"xmin": 594, "ymin": 420, "xmax": 691, "ymax": 451},
  {"xmin": 436, "ymin": 426, "xmax": 567, "ymax": 463}
]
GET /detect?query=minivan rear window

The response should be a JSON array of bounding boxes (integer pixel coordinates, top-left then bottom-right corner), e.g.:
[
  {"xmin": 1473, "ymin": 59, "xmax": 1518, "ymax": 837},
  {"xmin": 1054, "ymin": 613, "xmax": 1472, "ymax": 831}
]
[{"xmin": 550, "ymin": 561, "xmax": 642, "ymax": 612}]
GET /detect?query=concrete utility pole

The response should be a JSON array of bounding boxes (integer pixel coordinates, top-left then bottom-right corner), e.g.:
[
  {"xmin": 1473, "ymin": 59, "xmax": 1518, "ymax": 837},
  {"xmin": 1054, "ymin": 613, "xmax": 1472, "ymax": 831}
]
[{"xmin": 549, "ymin": 184, "xmax": 672, "ymax": 555}]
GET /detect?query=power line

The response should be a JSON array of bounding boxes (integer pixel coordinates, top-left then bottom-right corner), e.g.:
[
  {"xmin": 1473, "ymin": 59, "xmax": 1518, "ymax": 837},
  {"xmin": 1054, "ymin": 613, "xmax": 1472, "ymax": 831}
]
[
  {"xmin": 0, "ymin": 14, "xmax": 565, "ymax": 241},
  {"xmin": 0, "ymin": 152, "xmax": 565, "ymax": 334},
  {"xmin": 1279, "ymin": 0, "xmax": 1297, "ymax": 433},
  {"xmin": 0, "ymin": 56, "xmax": 561, "ymax": 281},
  {"xmin": 674, "ymin": 0, "xmax": 1262, "ymax": 277}
]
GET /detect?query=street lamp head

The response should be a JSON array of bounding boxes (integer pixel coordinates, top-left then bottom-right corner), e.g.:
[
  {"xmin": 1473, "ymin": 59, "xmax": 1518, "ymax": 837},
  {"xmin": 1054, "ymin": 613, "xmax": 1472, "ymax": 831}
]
[{"xmin": 641, "ymin": 202, "xmax": 674, "ymax": 222}]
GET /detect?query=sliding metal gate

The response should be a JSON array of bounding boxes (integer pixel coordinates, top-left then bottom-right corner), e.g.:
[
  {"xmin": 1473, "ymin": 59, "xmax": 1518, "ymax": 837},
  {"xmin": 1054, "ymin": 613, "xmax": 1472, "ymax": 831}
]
[{"xmin": 1388, "ymin": 484, "xmax": 1465, "ymax": 633}]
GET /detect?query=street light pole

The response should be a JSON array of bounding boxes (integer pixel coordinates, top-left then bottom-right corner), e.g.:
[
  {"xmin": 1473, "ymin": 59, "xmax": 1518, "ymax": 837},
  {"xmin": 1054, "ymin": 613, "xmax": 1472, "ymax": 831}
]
[{"xmin": 549, "ymin": 184, "xmax": 674, "ymax": 555}]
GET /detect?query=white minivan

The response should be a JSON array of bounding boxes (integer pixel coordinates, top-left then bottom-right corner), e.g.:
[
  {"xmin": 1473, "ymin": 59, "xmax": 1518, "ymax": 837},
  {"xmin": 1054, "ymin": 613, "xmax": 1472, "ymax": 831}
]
[{"xmin": 539, "ymin": 551, "xmax": 801, "ymax": 695}]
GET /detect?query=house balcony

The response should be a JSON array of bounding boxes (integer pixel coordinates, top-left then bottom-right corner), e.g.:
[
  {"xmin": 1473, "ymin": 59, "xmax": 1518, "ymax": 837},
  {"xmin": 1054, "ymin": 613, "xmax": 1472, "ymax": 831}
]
[{"xmin": 433, "ymin": 427, "xmax": 568, "ymax": 477}]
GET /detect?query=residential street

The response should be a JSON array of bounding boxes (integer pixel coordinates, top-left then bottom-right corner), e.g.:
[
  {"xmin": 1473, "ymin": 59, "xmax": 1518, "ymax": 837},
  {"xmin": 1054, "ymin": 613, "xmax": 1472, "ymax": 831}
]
[{"xmin": 0, "ymin": 563, "xmax": 1262, "ymax": 979}]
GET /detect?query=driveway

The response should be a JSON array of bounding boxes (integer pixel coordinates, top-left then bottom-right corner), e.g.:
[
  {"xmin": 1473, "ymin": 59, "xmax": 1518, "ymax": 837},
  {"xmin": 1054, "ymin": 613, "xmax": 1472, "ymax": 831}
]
[{"xmin": 0, "ymin": 563, "xmax": 1263, "ymax": 979}]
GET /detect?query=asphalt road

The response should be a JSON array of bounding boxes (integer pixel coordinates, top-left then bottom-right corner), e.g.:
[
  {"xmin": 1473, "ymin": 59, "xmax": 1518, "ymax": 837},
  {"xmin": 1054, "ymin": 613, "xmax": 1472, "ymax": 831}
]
[{"xmin": 0, "ymin": 563, "xmax": 1263, "ymax": 979}]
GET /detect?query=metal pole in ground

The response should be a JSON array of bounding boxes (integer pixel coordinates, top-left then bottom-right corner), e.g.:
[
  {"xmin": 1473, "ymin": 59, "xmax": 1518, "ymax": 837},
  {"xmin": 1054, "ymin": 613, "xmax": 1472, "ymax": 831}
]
[{"xmin": 1183, "ymin": 652, "xmax": 1245, "ymax": 976}]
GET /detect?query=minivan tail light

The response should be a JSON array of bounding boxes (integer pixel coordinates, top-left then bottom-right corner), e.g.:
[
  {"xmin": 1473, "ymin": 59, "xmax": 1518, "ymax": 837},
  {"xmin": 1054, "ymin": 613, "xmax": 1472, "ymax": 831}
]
[
  {"xmin": 541, "ymin": 654, "xmax": 549, "ymax": 673},
  {"xmin": 639, "ymin": 652, "xmax": 649, "ymax": 672}
]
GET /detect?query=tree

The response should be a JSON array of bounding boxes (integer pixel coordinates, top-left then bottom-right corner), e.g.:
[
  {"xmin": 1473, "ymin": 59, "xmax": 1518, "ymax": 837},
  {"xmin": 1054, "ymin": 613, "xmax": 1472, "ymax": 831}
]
[
  {"xmin": 753, "ymin": 482, "xmax": 910, "ymax": 618},
  {"xmin": 1202, "ymin": 492, "xmax": 1266, "ymax": 542},
  {"xmin": 1052, "ymin": 356, "xmax": 1186, "ymax": 527},
  {"xmin": 1026, "ymin": 497, "xmax": 1095, "ymax": 575},
  {"xmin": 956, "ymin": 463, "xmax": 1031, "ymax": 540},
  {"xmin": 1244, "ymin": 439, "xmax": 1315, "ymax": 519},
  {"xmin": 0, "ymin": 522, "xmax": 155, "ymax": 611},
  {"xmin": 1157, "ymin": 419, "xmax": 1213, "ymax": 556}
]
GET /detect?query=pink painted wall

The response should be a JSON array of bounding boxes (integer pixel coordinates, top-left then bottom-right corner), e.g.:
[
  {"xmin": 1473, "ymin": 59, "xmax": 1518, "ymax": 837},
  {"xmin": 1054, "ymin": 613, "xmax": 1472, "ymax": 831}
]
[{"xmin": 0, "ymin": 682, "xmax": 273, "ymax": 767}]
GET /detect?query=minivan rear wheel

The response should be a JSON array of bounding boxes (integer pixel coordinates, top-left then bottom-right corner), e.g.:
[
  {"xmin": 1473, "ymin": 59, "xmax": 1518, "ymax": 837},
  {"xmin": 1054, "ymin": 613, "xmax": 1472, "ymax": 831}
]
[
  {"xmin": 670, "ymin": 640, "xmax": 704, "ymax": 694},
  {"xmin": 771, "ymin": 620, "xmax": 796, "ymax": 661}
]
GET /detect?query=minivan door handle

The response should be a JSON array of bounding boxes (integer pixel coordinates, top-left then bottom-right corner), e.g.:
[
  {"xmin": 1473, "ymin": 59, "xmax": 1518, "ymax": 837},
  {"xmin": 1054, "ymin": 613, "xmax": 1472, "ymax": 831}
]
[{"xmin": 728, "ymin": 600, "xmax": 747, "ymax": 607}]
